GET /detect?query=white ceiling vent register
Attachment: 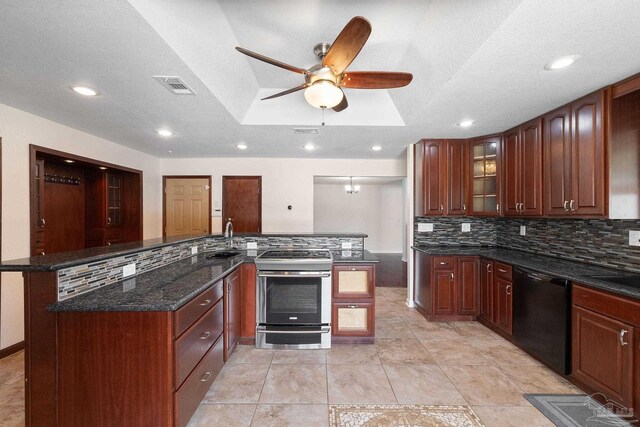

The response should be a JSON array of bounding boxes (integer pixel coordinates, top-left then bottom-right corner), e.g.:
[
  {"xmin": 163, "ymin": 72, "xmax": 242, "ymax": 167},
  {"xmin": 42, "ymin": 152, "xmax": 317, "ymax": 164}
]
[
  {"xmin": 153, "ymin": 76, "xmax": 196, "ymax": 95},
  {"xmin": 293, "ymin": 128, "xmax": 319, "ymax": 135}
]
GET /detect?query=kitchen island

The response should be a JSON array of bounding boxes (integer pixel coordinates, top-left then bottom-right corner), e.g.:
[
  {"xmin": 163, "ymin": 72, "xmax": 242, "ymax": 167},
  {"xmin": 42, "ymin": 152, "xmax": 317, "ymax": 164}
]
[{"xmin": 0, "ymin": 233, "xmax": 376, "ymax": 427}]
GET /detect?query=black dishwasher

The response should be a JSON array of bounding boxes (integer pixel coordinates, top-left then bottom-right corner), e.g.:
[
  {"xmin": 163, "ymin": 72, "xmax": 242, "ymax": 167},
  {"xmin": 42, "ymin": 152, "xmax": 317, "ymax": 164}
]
[{"xmin": 512, "ymin": 267, "xmax": 571, "ymax": 375}]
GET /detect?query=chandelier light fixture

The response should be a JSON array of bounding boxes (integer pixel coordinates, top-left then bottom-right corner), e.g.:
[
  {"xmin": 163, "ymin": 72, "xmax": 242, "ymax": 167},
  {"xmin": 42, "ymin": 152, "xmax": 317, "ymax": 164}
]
[{"xmin": 345, "ymin": 176, "xmax": 360, "ymax": 194}]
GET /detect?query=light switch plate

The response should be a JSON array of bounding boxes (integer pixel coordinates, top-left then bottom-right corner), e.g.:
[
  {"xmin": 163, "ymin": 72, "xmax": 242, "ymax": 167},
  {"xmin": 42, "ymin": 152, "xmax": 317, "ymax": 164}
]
[
  {"xmin": 341, "ymin": 242, "xmax": 352, "ymax": 249},
  {"xmin": 520, "ymin": 225, "xmax": 526, "ymax": 236},
  {"xmin": 191, "ymin": 246, "xmax": 198, "ymax": 255},
  {"xmin": 246, "ymin": 242, "xmax": 258, "ymax": 249},
  {"xmin": 418, "ymin": 223, "xmax": 434, "ymax": 232},
  {"xmin": 629, "ymin": 230, "xmax": 640, "ymax": 246},
  {"xmin": 122, "ymin": 263, "xmax": 136, "ymax": 278},
  {"xmin": 461, "ymin": 223, "xmax": 471, "ymax": 232}
]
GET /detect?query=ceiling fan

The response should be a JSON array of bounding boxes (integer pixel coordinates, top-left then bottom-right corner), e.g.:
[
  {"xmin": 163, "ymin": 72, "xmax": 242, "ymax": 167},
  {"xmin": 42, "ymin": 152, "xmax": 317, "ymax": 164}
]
[{"xmin": 235, "ymin": 16, "xmax": 413, "ymax": 112}]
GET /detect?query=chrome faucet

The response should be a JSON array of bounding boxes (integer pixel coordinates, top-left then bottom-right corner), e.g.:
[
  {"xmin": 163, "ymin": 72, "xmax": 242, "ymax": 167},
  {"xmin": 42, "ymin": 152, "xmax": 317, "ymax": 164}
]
[{"xmin": 224, "ymin": 219, "xmax": 234, "ymax": 247}]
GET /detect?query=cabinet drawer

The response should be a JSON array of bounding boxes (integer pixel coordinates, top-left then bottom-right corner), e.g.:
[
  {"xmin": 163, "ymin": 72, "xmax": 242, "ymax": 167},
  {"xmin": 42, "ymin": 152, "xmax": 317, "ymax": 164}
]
[
  {"xmin": 494, "ymin": 262, "xmax": 512, "ymax": 281},
  {"xmin": 175, "ymin": 336, "xmax": 224, "ymax": 427},
  {"xmin": 332, "ymin": 302, "xmax": 375, "ymax": 336},
  {"xmin": 333, "ymin": 265, "xmax": 375, "ymax": 298},
  {"xmin": 432, "ymin": 256, "xmax": 454, "ymax": 270},
  {"xmin": 573, "ymin": 284, "xmax": 640, "ymax": 327},
  {"xmin": 175, "ymin": 281, "xmax": 223, "ymax": 337},
  {"xmin": 175, "ymin": 299, "xmax": 223, "ymax": 387}
]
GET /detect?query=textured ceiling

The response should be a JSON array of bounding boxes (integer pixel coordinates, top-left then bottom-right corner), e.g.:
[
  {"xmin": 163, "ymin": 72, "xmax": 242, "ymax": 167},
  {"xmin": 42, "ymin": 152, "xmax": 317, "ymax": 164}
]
[{"xmin": 1, "ymin": 0, "xmax": 639, "ymax": 159}]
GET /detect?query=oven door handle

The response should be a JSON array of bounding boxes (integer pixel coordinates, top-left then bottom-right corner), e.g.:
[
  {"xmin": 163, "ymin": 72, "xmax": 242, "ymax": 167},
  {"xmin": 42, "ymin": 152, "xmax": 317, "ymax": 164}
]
[
  {"xmin": 256, "ymin": 327, "xmax": 331, "ymax": 334},
  {"xmin": 257, "ymin": 272, "xmax": 331, "ymax": 278}
]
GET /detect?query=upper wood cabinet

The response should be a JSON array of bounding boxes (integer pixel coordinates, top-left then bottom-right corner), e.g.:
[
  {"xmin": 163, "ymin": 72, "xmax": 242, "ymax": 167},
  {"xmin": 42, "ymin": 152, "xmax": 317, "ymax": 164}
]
[
  {"xmin": 414, "ymin": 139, "xmax": 466, "ymax": 216},
  {"xmin": 544, "ymin": 90, "xmax": 607, "ymax": 217},
  {"xmin": 503, "ymin": 118, "xmax": 543, "ymax": 216},
  {"xmin": 468, "ymin": 135, "xmax": 501, "ymax": 216}
]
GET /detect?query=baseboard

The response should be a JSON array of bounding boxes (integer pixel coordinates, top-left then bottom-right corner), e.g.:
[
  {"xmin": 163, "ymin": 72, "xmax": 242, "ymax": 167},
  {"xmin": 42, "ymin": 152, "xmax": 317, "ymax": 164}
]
[{"xmin": 0, "ymin": 341, "xmax": 24, "ymax": 359}]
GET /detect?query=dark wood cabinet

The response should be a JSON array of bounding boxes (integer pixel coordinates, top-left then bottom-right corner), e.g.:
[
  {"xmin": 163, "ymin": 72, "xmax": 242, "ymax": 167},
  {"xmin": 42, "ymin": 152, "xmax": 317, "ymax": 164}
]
[
  {"xmin": 457, "ymin": 257, "xmax": 479, "ymax": 315},
  {"xmin": 572, "ymin": 284, "xmax": 639, "ymax": 412},
  {"xmin": 32, "ymin": 159, "xmax": 46, "ymax": 255},
  {"xmin": 413, "ymin": 253, "xmax": 479, "ymax": 321},
  {"xmin": 85, "ymin": 171, "xmax": 125, "ymax": 247},
  {"xmin": 503, "ymin": 119, "xmax": 543, "ymax": 216},
  {"xmin": 414, "ymin": 139, "xmax": 466, "ymax": 216},
  {"xmin": 223, "ymin": 268, "xmax": 240, "ymax": 361},
  {"xmin": 543, "ymin": 90, "xmax": 606, "ymax": 217},
  {"xmin": 106, "ymin": 173, "xmax": 123, "ymax": 227},
  {"xmin": 479, "ymin": 259, "xmax": 493, "ymax": 321},
  {"xmin": 332, "ymin": 263, "xmax": 376, "ymax": 342},
  {"xmin": 468, "ymin": 135, "xmax": 501, "ymax": 216},
  {"xmin": 494, "ymin": 277, "xmax": 513, "ymax": 335}
]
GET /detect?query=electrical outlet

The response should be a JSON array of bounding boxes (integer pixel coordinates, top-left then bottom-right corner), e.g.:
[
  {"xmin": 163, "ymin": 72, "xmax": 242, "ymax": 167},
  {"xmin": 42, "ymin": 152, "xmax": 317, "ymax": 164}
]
[
  {"xmin": 122, "ymin": 263, "xmax": 136, "ymax": 278},
  {"xmin": 417, "ymin": 223, "xmax": 434, "ymax": 232},
  {"xmin": 246, "ymin": 242, "xmax": 258, "ymax": 249},
  {"xmin": 191, "ymin": 246, "xmax": 198, "ymax": 255},
  {"xmin": 461, "ymin": 223, "xmax": 471, "ymax": 232},
  {"xmin": 247, "ymin": 250, "xmax": 258, "ymax": 257},
  {"xmin": 341, "ymin": 242, "xmax": 352, "ymax": 249},
  {"xmin": 520, "ymin": 225, "xmax": 526, "ymax": 236},
  {"xmin": 629, "ymin": 230, "xmax": 640, "ymax": 246}
]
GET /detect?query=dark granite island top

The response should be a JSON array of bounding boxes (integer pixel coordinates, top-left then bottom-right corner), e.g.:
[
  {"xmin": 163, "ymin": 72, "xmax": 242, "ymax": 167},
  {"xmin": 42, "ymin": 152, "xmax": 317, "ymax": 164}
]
[{"xmin": 413, "ymin": 245, "xmax": 640, "ymax": 300}]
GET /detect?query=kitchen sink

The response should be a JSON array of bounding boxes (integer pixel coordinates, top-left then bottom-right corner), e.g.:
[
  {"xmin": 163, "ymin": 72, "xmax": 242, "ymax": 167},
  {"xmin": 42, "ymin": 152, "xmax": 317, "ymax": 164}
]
[{"xmin": 206, "ymin": 250, "xmax": 241, "ymax": 259}]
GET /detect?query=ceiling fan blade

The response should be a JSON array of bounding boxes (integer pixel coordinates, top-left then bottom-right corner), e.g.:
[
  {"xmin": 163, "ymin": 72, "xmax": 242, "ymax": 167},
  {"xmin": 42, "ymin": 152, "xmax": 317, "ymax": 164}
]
[
  {"xmin": 323, "ymin": 16, "xmax": 372, "ymax": 75},
  {"xmin": 235, "ymin": 47, "xmax": 307, "ymax": 75},
  {"xmin": 333, "ymin": 90, "xmax": 348, "ymax": 112},
  {"xmin": 261, "ymin": 83, "xmax": 309, "ymax": 100},
  {"xmin": 340, "ymin": 71, "xmax": 413, "ymax": 89}
]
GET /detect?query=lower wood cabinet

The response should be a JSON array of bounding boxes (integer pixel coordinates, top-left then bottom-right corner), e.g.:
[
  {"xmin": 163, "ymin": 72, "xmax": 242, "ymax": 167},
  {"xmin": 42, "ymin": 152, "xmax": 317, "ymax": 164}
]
[
  {"xmin": 55, "ymin": 269, "xmax": 242, "ymax": 427},
  {"xmin": 493, "ymin": 276, "xmax": 513, "ymax": 335},
  {"xmin": 479, "ymin": 259, "xmax": 494, "ymax": 321},
  {"xmin": 332, "ymin": 263, "xmax": 376, "ymax": 342},
  {"xmin": 572, "ymin": 284, "xmax": 639, "ymax": 412},
  {"xmin": 224, "ymin": 267, "xmax": 240, "ymax": 361},
  {"xmin": 413, "ymin": 253, "xmax": 479, "ymax": 321}
]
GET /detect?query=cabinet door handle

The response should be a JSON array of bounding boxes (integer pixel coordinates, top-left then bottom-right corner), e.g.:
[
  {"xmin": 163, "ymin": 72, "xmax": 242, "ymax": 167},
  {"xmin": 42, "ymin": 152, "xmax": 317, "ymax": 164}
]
[
  {"xmin": 200, "ymin": 331, "xmax": 211, "ymax": 340},
  {"xmin": 228, "ymin": 283, "xmax": 231, "ymax": 292},
  {"xmin": 107, "ymin": 217, "xmax": 112, "ymax": 224},
  {"xmin": 450, "ymin": 272, "xmax": 454, "ymax": 282},
  {"xmin": 346, "ymin": 304, "xmax": 359, "ymax": 309},
  {"xmin": 462, "ymin": 203, "xmax": 466, "ymax": 211},
  {"xmin": 439, "ymin": 204, "xmax": 444, "ymax": 213},
  {"xmin": 200, "ymin": 371, "xmax": 212, "ymax": 382},
  {"xmin": 563, "ymin": 200, "xmax": 570, "ymax": 212},
  {"xmin": 506, "ymin": 285, "xmax": 511, "ymax": 295},
  {"xmin": 487, "ymin": 264, "xmax": 492, "ymax": 273},
  {"xmin": 199, "ymin": 299, "xmax": 211, "ymax": 306},
  {"xmin": 439, "ymin": 262, "xmax": 448, "ymax": 265},
  {"xmin": 40, "ymin": 218, "xmax": 46, "ymax": 227},
  {"xmin": 569, "ymin": 200, "xmax": 576, "ymax": 212},
  {"xmin": 515, "ymin": 203, "xmax": 520, "ymax": 212},
  {"xmin": 497, "ymin": 268, "xmax": 507, "ymax": 273},
  {"xmin": 620, "ymin": 329, "xmax": 628, "ymax": 346},
  {"xmin": 496, "ymin": 203, "xmax": 500, "ymax": 213}
]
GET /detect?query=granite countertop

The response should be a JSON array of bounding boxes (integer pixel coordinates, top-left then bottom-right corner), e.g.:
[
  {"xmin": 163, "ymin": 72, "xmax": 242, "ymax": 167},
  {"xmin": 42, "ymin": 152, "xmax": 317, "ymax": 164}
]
[
  {"xmin": 331, "ymin": 250, "xmax": 379, "ymax": 263},
  {"xmin": 0, "ymin": 232, "xmax": 368, "ymax": 272},
  {"xmin": 413, "ymin": 245, "xmax": 640, "ymax": 300}
]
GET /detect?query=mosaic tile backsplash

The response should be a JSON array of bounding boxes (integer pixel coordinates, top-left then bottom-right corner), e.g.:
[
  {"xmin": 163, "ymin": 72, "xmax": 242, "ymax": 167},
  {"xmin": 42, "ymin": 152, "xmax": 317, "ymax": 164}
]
[
  {"xmin": 414, "ymin": 217, "xmax": 497, "ymax": 246},
  {"xmin": 57, "ymin": 235, "xmax": 365, "ymax": 300},
  {"xmin": 497, "ymin": 218, "xmax": 640, "ymax": 272}
]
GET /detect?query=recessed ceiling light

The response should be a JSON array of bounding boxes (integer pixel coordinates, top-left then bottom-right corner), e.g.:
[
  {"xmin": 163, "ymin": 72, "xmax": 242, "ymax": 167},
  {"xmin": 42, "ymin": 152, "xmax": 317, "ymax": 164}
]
[
  {"xmin": 64, "ymin": 159, "xmax": 75, "ymax": 163},
  {"xmin": 544, "ymin": 55, "xmax": 578, "ymax": 71},
  {"xmin": 70, "ymin": 86, "xmax": 99, "ymax": 96},
  {"xmin": 99, "ymin": 166, "xmax": 107, "ymax": 170},
  {"xmin": 371, "ymin": 146, "xmax": 382, "ymax": 151},
  {"xmin": 236, "ymin": 143, "xmax": 248, "ymax": 150},
  {"xmin": 157, "ymin": 129, "xmax": 173, "ymax": 137},
  {"xmin": 457, "ymin": 120, "xmax": 474, "ymax": 128},
  {"xmin": 168, "ymin": 150, "xmax": 173, "ymax": 154},
  {"xmin": 303, "ymin": 143, "xmax": 317, "ymax": 151}
]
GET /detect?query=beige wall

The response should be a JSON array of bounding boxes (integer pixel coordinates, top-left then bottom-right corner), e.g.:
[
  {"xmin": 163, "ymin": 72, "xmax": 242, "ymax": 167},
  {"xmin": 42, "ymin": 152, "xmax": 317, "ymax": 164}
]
[
  {"xmin": 0, "ymin": 103, "xmax": 163, "ymax": 349},
  {"xmin": 160, "ymin": 157, "xmax": 406, "ymax": 234}
]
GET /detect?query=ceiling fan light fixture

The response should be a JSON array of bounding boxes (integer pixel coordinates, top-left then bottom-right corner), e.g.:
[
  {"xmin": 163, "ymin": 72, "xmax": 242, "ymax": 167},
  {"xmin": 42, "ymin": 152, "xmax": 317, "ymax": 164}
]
[{"xmin": 304, "ymin": 80, "xmax": 344, "ymax": 109}]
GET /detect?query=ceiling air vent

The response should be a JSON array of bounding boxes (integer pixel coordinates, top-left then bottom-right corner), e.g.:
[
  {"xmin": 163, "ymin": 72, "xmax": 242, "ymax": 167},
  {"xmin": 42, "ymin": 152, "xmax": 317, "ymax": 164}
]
[
  {"xmin": 153, "ymin": 76, "xmax": 196, "ymax": 95},
  {"xmin": 293, "ymin": 128, "xmax": 319, "ymax": 135}
]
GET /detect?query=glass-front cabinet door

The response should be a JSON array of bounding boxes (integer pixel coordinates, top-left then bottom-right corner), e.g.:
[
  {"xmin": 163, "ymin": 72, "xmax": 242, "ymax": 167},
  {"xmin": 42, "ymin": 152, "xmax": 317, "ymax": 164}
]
[{"xmin": 469, "ymin": 135, "xmax": 501, "ymax": 216}]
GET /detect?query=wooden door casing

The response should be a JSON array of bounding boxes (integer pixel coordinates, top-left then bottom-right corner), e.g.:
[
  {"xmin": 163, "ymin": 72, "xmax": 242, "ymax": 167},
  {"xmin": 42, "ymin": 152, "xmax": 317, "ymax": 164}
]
[
  {"xmin": 572, "ymin": 306, "xmax": 634, "ymax": 406},
  {"xmin": 222, "ymin": 176, "xmax": 262, "ymax": 232},
  {"xmin": 164, "ymin": 176, "xmax": 211, "ymax": 237}
]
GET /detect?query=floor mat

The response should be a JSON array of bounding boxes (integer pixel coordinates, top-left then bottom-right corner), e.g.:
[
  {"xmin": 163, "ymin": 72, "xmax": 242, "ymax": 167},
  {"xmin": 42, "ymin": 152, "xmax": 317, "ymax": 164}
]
[
  {"xmin": 525, "ymin": 394, "xmax": 635, "ymax": 426},
  {"xmin": 329, "ymin": 404, "xmax": 484, "ymax": 427}
]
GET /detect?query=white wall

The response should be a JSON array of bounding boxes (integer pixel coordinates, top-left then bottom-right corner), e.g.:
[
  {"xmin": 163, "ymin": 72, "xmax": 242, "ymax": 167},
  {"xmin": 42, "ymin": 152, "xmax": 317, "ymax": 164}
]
[
  {"xmin": 0, "ymin": 103, "xmax": 163, "ymax": 349},
  {"xmin": 160, "ymin": 158, "xmax": 406, "ymax": 234},
  {"xmin": 313, "ymin": 182, "xmax": 404, "ymax": 253}
]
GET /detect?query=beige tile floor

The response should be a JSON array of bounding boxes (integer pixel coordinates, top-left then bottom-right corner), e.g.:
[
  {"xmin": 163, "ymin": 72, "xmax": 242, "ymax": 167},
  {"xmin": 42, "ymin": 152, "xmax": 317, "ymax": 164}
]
[{"xmin": 0, "ymin": 287, "xmax": 582, "ymax": 426}]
